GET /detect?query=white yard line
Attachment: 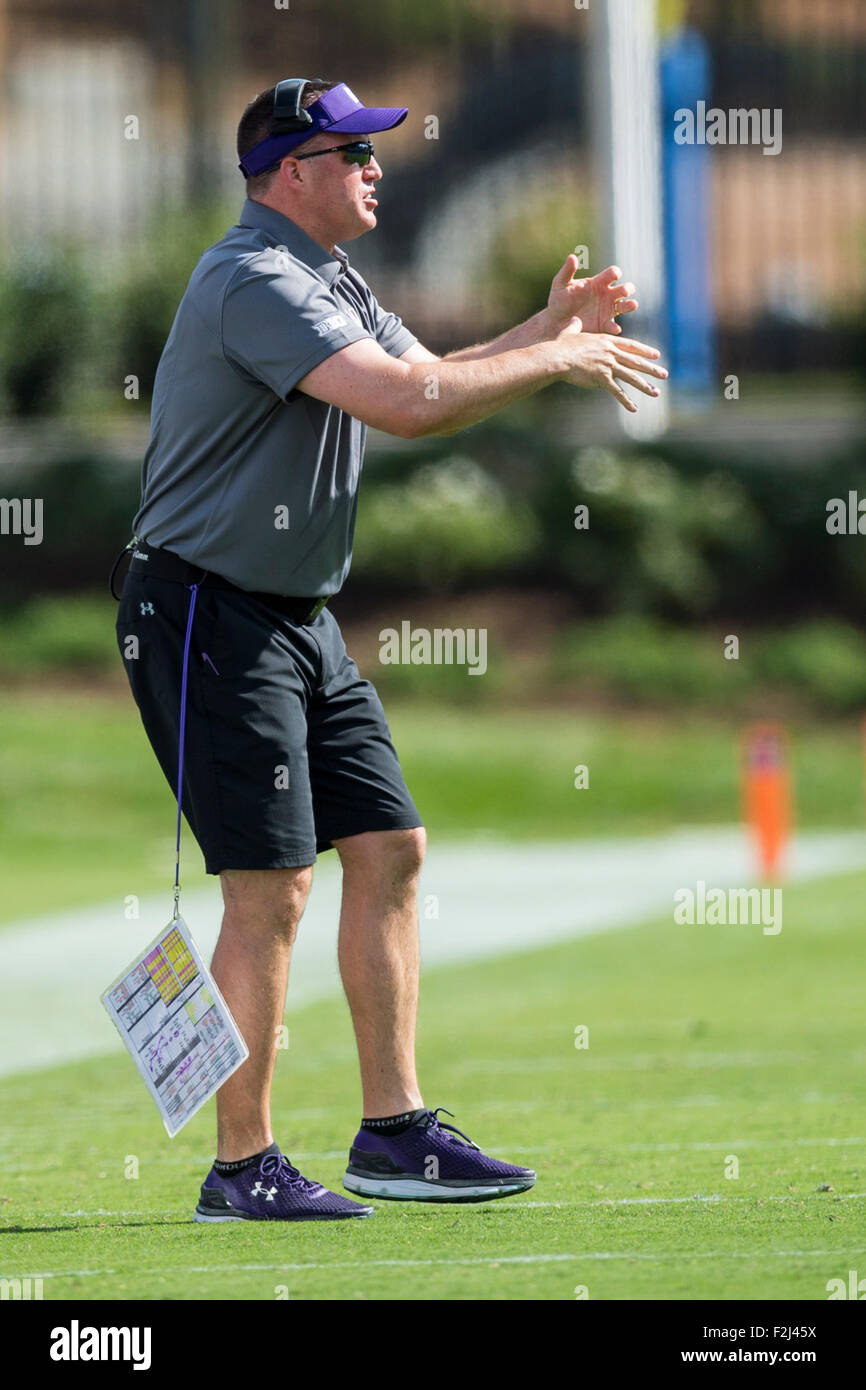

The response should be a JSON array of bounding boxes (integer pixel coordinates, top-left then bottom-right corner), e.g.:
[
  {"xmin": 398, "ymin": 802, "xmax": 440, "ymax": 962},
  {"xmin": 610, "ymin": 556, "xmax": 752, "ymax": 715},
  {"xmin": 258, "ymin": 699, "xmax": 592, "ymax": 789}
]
[
  {"xmin": 457, "ymin": 1050, "xmax": 866, "ymax": 1073},
  {"xmin": 29, "ymin": 1191, "xmax": 866, "ymax": 1220},
  {"xmin": 0, "ymin": 827, "xmax": 862, "ymax": 1079},
  {"xmin": 18, "ymin": 1246, "xmax": 866, "ymax": 1282}
]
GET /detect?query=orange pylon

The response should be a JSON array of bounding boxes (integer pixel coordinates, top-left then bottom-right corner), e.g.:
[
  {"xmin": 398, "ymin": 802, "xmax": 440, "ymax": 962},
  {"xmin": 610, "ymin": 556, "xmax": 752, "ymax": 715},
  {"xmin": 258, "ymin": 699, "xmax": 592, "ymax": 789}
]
[{"xmin": 742, "ymin": 725, "xmax": 791, "ymax": 881}]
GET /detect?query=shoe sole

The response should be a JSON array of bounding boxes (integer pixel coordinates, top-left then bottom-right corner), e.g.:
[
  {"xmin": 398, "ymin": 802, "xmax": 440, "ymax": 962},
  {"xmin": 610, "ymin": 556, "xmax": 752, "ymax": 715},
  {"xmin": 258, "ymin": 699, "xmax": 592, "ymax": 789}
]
[
  {"xmin": 342, "ymin": 1172, "xmax": 536, "ymax": 1203},
  {"xmin": 193, "ymin": 1205, "xmax": 374, "ymax": 1222}
]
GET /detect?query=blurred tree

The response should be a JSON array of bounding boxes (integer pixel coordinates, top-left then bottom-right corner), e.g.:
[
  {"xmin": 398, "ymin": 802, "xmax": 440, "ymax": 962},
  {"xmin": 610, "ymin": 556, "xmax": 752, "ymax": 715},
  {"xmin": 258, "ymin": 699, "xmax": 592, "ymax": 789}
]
[
  {"xmin": 0, "ymin": 248, "xmax": 90, "ymax": 416},
  {"xmin": 109, "ymin": 201, "xmax": 236, "ymax": 402},
  {"xmin": 484, "ymin": 186, "xmax": 597, "ymax": 325}
]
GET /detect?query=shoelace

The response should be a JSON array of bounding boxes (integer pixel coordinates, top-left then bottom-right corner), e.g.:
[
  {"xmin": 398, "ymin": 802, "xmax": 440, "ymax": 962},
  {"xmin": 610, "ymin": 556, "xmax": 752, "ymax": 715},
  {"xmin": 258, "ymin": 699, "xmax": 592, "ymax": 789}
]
[
  {"xmin": 259, "ymin": 1152, "xmax": 318, "ymax": 1191},
  {"xmin": 422, "ymin": 1107, "xmax": 481, "ymax": 1151}
]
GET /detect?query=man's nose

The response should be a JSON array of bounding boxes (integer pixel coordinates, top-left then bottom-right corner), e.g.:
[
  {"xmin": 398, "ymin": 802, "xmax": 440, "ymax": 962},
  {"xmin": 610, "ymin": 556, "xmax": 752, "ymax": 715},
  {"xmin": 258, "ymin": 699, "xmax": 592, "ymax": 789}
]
[{"xmin": 366, "ymin": 158, "xmax": 383, "ymax": 181}]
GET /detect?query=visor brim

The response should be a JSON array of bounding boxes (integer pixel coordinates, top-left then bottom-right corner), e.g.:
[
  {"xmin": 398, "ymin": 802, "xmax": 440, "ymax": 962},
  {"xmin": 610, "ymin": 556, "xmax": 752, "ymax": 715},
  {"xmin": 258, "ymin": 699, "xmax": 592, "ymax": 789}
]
[{"xmin": 325, "ymin": 106, "xmax": 408, "ymax": 134}]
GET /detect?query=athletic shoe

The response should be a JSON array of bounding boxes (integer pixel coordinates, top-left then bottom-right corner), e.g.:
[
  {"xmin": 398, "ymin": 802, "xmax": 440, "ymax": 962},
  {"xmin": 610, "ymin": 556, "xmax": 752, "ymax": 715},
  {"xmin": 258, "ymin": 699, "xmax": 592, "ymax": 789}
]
[
  {"xmin": 343, "ymin": 1107, "xmax": 536, "ymax": 1203},
  {"xmin": 195, "ymin": 1147, "xmax": 374, "ymax": 1222}
]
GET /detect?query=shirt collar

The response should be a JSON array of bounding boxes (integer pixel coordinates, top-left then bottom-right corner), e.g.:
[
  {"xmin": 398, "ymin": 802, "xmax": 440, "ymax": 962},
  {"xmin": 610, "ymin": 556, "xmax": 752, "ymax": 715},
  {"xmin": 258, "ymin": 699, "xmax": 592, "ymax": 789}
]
[{"xmin": 238, "ymin": 198, "xmax": 349, "ymax": 284}]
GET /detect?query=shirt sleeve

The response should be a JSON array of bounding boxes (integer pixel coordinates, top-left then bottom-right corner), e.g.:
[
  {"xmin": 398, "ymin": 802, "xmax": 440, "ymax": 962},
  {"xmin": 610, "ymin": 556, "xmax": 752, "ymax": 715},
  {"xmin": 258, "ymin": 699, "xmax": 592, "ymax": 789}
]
[
  {"xmin": 220, "ymin": 249, "xmax": 372, "ymax": 400},
  {"xmin": 365, "ymin": 286, "xmax": 418, "ymax": 358}
]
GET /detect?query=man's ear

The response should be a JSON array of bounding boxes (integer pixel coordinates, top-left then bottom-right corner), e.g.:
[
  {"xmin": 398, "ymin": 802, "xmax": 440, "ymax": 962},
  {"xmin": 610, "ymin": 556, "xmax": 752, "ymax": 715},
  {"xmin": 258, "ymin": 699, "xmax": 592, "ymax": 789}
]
[
  {"xmin": 277, "ymin": 156, "xmax": 305, "ymax": 188},
  {"xmin": 287, "ymin": 160, "xmax": 301, "ymax": 184}
]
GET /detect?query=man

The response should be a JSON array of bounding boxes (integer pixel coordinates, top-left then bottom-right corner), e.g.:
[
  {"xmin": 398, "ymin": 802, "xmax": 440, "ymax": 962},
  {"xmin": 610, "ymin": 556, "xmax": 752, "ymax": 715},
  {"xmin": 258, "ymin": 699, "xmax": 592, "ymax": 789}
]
[{"xmin": 115, "ymin": 77, "xmax": 667, "ymax": 1222}]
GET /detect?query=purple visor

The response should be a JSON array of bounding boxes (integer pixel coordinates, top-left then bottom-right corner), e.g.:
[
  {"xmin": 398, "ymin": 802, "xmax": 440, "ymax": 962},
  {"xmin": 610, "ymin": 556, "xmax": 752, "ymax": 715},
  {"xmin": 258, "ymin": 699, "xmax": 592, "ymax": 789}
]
[{"xmin": 239, "ymin": 82, "xmax": 408, "ymax": 177}]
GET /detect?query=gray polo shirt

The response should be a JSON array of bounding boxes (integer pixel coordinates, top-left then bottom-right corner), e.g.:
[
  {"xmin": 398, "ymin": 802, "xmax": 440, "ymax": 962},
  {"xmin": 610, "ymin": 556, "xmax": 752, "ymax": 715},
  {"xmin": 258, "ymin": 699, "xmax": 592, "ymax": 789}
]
[{"xmin": 132, "ymin": 198, "xmax": 417, "ymax": 596}]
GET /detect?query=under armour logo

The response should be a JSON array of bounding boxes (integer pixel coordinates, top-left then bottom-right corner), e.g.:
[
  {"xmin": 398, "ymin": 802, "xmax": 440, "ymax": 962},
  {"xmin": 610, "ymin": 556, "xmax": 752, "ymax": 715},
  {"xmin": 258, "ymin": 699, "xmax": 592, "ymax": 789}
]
[
  {"xmin": 251, "ymin": 1181, "xmax": 278, "ymax": 1201},
  {"xmin": 139, "ymin": 602, "xmax": 154, "ymax": 616}
]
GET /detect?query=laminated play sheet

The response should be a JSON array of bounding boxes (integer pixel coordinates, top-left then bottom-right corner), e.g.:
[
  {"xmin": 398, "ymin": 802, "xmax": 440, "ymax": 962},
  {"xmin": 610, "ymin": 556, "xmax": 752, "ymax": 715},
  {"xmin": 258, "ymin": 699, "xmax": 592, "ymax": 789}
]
[{"xmin": 101, "ymin": 915, "xmax": 248, "ymax": 1136}]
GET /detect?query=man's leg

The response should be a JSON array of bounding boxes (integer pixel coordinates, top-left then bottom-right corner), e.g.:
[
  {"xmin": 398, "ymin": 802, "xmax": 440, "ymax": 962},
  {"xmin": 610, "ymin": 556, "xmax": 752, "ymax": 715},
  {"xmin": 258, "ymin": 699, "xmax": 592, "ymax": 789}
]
[
  {"xmin": 210, "ymin": 865, "xmax": 313, "ymax": 1161},
  {"xmin": 334, "ymin": 827, "xmax": 426, "ymax": 1117},
  {"xmin": 336, "ymin": 825, "xmax": 536, "ymax": 1203}
]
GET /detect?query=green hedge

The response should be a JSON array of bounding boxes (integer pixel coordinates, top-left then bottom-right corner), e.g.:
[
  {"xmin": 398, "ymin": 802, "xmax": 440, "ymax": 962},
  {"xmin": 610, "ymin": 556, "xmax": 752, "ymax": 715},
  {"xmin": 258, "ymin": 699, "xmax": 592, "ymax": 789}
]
[
  {"xmin": 352, "ymin": 455, "xmax": 538, "ymax": 591},
  {"xmin": 0, "ymin": 248, "xmax": 91, "ymax": 416},
  {"xmin": 3, "ymin": 419, "xmax": 866, "ymax": 626},
  {"xmin": 4, "ymin": 595, "xmax": 866, "ymax": 716},
  {"xmin": 551, "ymin": 615, "xmax": 866, "ymax": 714}
]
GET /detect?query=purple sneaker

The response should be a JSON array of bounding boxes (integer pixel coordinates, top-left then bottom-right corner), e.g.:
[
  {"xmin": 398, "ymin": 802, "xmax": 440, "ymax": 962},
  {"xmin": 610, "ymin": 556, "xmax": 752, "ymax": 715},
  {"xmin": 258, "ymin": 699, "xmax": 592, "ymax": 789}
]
[
  {"xmin": 343, "ymin": 1107, "xmax": 536, "ymax": 1203},
  {"xmin": 195, "ymin": 1146, "xmax": 374, "ymax": 1222}
]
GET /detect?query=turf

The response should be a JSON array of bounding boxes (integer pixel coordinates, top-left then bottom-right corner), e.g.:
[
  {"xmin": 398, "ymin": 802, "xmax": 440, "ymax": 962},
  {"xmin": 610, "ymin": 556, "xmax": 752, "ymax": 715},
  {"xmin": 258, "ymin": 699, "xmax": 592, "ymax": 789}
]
[
  {"xmin": 1, "ymin": 867, "xmax": 864, "ymax": 1301},
  {"xmin": 0, "ymin": 688, "xmax": 864, "ymax": 925}
]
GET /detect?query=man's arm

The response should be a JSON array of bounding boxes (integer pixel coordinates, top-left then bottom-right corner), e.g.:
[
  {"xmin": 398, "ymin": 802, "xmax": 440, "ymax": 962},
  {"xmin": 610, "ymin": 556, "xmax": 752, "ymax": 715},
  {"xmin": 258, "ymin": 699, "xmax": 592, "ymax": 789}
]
[
  {"xmin": 434, "ymin": 310, "xmax": 557, "ymax": 363},
  {"xmin": 296, "ymin": 316, "xmax": 667, "ymax": 439},
  {"xmin": 396, "ymin": 339, "xmax": 547, "ymax": 436}
]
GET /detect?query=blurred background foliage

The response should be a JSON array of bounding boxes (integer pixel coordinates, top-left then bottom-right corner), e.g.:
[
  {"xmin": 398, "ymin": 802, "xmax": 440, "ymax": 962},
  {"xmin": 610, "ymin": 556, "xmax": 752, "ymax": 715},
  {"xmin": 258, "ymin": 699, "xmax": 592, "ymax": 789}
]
[
  {"xmin": 4, "ymin": 415, "xmax": 866, "ymax": 622},
  {"xmin": 0, "ymin": 0, "xmax": 864, "ymax": 725},
  {"xmin": 3, "ymin": 411, "xmax": 866, "ymax": 715},
  {"xmin": 0, "ymin": 247, "xmax": 91, "ymax": 417}
]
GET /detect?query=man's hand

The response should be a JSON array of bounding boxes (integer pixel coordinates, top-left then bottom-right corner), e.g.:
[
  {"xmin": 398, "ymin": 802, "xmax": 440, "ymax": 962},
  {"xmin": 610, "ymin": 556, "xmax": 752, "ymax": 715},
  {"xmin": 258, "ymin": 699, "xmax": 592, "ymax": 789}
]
[
  {"xmin": 547, "ymin": 256, "xmax": 639, "ymax": 335},
  {"xmin": 555, "ymin": 317, "xmax": 667, "ymax": 413}
]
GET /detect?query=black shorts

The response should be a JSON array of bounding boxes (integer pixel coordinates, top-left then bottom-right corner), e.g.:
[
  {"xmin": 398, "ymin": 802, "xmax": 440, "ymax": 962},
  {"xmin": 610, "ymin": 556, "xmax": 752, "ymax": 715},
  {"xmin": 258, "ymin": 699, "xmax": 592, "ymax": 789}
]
[{"xmin": 115, "ymin": 571, "xmax": 423, "ymax": 873}]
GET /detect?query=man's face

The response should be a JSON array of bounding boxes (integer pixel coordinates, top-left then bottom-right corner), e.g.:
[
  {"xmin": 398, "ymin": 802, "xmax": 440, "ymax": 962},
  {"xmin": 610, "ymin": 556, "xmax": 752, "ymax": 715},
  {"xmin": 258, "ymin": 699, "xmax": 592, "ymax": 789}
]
[{"xmin": 285, "ymin": 129, "xmax": 383, "ymax": 243}]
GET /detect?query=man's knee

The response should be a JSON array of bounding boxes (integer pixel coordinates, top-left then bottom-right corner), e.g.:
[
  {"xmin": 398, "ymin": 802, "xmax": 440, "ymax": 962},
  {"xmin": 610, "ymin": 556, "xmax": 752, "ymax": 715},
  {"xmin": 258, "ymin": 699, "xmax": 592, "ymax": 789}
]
[
  {"xmin": 336, "ymin": 826, "xmax": 426, "ymax": 887},
  {"xmin": 219, "ymin": 864, "xmax": 313, "ymax": 933},
  {"xmin": 389, "ymin": 826, "xmax": 426, "ymax": 883}
]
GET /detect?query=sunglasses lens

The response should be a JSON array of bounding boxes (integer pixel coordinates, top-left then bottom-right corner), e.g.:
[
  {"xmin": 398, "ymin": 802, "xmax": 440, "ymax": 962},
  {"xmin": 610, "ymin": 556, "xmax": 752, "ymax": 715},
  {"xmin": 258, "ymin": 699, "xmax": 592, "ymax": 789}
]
[{"xmin": 345, "ymin": 143, "xmax": 372, "ymax": 165}]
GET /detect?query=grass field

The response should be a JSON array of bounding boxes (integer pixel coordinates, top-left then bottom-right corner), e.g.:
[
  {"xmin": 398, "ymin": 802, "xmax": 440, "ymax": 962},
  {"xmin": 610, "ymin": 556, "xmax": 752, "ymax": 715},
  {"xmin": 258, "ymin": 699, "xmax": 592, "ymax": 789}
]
[
  {"xmin": 1, "ymin": 687, "xmax": 864, "ymax": 925},
  {"xmin": 1, "ymin": 866, "xmax": 865, "ymax": 1301}
]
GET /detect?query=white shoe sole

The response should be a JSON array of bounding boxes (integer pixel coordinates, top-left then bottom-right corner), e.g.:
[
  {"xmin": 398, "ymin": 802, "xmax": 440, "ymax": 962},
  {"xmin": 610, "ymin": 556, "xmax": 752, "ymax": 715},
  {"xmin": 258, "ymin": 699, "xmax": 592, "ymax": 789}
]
[
  {"xmin": 193, "ymin": 1209, "xmax": 247, "ymax": 1223},
  {"xmin": 343, "ymin": 1172, "xmax": 534, "ymax": 1202}
]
